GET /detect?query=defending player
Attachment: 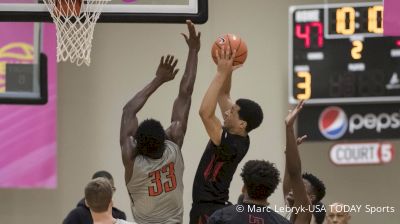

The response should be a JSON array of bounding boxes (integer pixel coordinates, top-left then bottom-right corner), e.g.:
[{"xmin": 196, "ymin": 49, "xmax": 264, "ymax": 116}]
[
  {"xmin": 283, "ymin": 103, "xmax": 326, "ymax": 223},
  {"xmin": 119, "ymin": 20, "xmax": 200, "ymax": 223}
]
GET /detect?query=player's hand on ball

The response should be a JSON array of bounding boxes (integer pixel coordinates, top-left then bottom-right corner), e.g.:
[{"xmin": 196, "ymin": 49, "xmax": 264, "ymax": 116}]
[{"xmin": 216, "ymin": 47, "xmax": 236, "ymax": 74}]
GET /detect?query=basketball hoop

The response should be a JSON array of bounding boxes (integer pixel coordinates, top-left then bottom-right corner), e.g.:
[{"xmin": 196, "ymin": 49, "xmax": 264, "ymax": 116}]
[{"xmin": 43, "ymin": 0, "xmax": 110, "ymax": 66}]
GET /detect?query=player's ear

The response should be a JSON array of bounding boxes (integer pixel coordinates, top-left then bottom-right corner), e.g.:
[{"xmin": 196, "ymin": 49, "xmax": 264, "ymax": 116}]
[
  {"xmin": 310, "ymin": 194, "xmax": 317, "ymax": 203},
  {"xmin": 239, "ymin": 120, "xmax": 247, "ymax": 131},
  {"xmin": 110, "ymin": 200, "xmax": 114, "ymax": 208},
  {"xmin": 85, "ymin": 199, "xmax": 89, "ymax": 207}
]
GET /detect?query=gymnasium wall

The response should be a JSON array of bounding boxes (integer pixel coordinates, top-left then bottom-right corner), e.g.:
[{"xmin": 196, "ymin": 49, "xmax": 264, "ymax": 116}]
[{"xmin": 1, "ymin": 0, "xmax": 399, "ymax": 223}]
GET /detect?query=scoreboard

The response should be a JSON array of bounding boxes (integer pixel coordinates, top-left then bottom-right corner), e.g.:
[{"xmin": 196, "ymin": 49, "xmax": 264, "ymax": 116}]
[{"xmin": 289, "ymin": 2, "xmax": 400, "ymax": 104}]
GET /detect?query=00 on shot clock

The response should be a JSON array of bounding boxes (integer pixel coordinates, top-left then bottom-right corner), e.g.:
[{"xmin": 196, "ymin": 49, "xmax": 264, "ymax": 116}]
[{"xmin": 289, "ymin": 2, "xmax": 400, "ymax": 104}]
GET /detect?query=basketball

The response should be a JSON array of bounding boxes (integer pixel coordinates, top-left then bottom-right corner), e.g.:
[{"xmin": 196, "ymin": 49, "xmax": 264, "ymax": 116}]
[
  {"xmin": 211, "ymin": 34, "xmax": 248, "ymax": 66},
  {"xmin": 55, "ymin": 0, "xmax": 82, "ymax": 17}
]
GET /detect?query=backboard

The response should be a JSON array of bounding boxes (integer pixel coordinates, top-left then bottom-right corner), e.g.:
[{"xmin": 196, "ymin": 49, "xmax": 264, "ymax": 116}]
[
  {"xmin": 0, "ymin": 22, "xmax": 47, "ymax": 104},
  {"xmin": 0, "ymin": 0, "xmax": 208, "ymax": 23}
]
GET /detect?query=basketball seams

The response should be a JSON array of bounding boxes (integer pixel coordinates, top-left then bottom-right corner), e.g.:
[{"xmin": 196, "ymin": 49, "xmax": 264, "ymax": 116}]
[
  {"xmin": 215, "ymin": 43, "xmax": 222, "ymax": 50},
  {"xmin": 227, "ymin": 34, "xmax": 238, "ymax": 65},
  {"xmin": 235, "ymin": 39, "xmax": 247, "ymax": 57},
  {"xmin": 235, "ymin": 51, "xmax": 247, "ymax": 58},
  {"xmin": 227, "ymin": 34, "xmax": 232, "ymax": 52},
  {"xmin": 236, "ymin": 38, "xmax": 242, "ymax": 53},
  {"xmin": 212, "ymin": 34, "xmax": 247, "ymax": 65},
  {"xmin": 229, "ymin": 35, "xmax": 240, "ymax": 66}
]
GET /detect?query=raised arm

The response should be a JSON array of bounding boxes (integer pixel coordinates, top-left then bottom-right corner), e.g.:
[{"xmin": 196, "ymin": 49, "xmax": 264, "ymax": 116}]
[
  {"xmin": 285, "ymin": 100, "xmax": 312, "ymax": 223},
  {"xmin": 120, "ymin": 55, "xmax": 178, "ymax": 183},
  {"xmin": 283, "ymin": 135, "xmax": 307, "ymax": 204},
  {"xmin": 217, "ymin": 70, "xmax": 234, "ymax": 117},
  {"xmin": 166, "ymin": 20, "xmax": 200, "ymax": 148},
  {"xmin": 217, "ymin": 64, "xmax": 242, "ymax": 117},
  {"xmin": 199, "ymin": 47, "xmax": 236, "ymax": 145}
]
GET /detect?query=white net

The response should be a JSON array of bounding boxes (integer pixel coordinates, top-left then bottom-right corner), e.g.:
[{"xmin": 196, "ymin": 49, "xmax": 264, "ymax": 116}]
[{"xmin": 43, "ymin": 0, "xmax": 110, "ymax": 66}]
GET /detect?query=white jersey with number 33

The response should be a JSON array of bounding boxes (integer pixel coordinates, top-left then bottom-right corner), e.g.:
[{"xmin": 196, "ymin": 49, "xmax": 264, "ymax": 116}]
[{"xmin": 126, "ymin": 140, "xmax": 184, "ymax": 224}]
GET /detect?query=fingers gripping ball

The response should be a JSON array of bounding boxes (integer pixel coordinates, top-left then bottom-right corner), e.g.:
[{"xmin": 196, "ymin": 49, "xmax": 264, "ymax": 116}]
[
  {"xmin": 211, "ymin": 34, "xmax": 248, "ymax": 66},
  {"xmin": 55, "ymin": 0, "xmax": 82, "ymax": 17}
]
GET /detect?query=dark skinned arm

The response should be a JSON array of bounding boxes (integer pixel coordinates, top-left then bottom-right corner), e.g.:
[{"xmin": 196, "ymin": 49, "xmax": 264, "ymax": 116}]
[
  {"xmin": 166, "ymin": 20, "xmax": 201, "ymax": 148},
  {"xmin": 285, "ymin": 100, "xmax": 312, "ymax": 223},
  {"xmin": 120, "ymin": 55, "xmax": 178, "ymax": 184},
  {"xmin": 283, "ymin": 135, "xmax": 307, "ymax": 204}
]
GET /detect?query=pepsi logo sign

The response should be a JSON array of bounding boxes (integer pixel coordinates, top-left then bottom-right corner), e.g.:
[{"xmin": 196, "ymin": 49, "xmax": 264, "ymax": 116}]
[
  {"xmin": 319, "ymin": 106, "xmax": 348, "ymax": 140},
  {"xmin": 297, "ymin": 104, "xmax": 400, "ymax": 141}
]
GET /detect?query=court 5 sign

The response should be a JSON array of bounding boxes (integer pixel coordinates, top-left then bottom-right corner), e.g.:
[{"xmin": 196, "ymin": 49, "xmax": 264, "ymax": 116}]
[{"xmin": 330, "ymin": 142, "xmax": 395, "ymax": 166}]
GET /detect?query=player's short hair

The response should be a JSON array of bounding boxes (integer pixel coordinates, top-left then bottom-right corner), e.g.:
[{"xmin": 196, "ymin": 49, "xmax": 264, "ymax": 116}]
[
  {"xmin": 135, "ymin": 119, "xmax": 166, "ymax": 157},
  {"xmin": 92, "ymin": 170, "xmax": 113, "ymax": 181},
  {"xmin": 241, "ymin": 160, "xmax": 280, "ymax": 200},
  {"xmin": 236, "ymin": 99, "xmax": 263, "ymax": 133},
  {"xmin": 237, "ymin": 194, "xmax": 244, "ymax": 204},
  {"xmin": 85, "ymin": 178, "xmax": 113, "ymax": 213},
  {"xmin": 302, "ymin": 173, "xmax": 326, "ymax": 203},
  {"xmin": 313, "ymin": 202, "xmax": 326, "ymax": 224}
]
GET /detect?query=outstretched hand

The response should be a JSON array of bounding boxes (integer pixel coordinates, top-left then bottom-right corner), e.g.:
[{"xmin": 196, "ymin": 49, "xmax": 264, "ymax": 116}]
[
  {"xmin": 156, "ymin": 55, "xmax": 179, "ymax": 83},
  {"xmin": 216, "ymin": 47, "xmax": 236, "ymax": 75},
  {"xmin": 285, "ymin": 100, "xmax": 305, "ymax": 127},
  {"xmin": 181, "ymin": 20, "xmax": 201, "ymax": 52}
]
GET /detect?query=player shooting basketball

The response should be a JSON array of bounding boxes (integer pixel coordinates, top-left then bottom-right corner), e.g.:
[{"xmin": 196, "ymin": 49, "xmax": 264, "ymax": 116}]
[
  {"xmin": 119, "ymin": 20, "xmax": 200, "ymax": 224},
  {"xmin": 190, "ymin": 47, "xmax": 264, "ymax": 223}
]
